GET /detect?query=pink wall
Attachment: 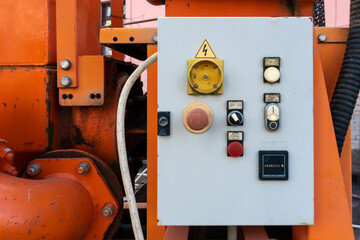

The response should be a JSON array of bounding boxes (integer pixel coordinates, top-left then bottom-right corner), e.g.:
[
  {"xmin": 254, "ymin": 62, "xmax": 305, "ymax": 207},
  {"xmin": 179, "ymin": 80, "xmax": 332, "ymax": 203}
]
[{"xmin": 325, "ymin": 0, "xmax": 350, "ymax": 27}]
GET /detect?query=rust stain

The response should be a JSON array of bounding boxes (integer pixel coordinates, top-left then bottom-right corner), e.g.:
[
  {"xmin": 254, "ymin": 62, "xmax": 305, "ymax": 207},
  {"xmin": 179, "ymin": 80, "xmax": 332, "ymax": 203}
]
[{"xmin": 73, "ymin": 126, "xmax": 93, "ymax": 147}]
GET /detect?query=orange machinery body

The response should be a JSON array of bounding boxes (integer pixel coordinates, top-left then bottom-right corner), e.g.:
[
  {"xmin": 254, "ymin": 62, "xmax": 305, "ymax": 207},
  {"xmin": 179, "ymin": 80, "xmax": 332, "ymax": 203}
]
[{"xmin": 0, "ymin": 0, "xmax": 355, "ymax": 240}]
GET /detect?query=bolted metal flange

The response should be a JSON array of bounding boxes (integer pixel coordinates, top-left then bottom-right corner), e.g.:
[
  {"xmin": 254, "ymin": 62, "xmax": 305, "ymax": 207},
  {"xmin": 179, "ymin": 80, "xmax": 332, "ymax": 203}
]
[
  {"xmin": 26, "ymin": 163, "xmax": 41, "ymax": 176},
  {"xmin": 102, "ymin": 203, "xmax": 116, "ymax": 218},
  {"xmin": 60, "ymin": 76, "xmax": 72, "ymax": 87},
  {"xmin": 77, "ymin": 161, "xmax": 91, "ymax": 175},
  {"xmin": 59, "ymin": 59, "xmax": 72, "ymax": 71}
]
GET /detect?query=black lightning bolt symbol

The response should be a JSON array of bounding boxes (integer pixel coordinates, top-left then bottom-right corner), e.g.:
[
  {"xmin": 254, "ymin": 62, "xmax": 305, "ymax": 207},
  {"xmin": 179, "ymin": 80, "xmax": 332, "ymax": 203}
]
[{"xmin": 202, "ymin": 44, "xmax": 207, "ymax": 56}]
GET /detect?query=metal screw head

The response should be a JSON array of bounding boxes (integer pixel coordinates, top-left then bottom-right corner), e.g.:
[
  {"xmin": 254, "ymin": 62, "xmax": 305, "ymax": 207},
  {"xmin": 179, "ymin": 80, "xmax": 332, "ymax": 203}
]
[
  {"xmin": 60, "ymin": 59, "xmax": 72, "ymax": 71},
  {"xmin": 317, "ymin": 34, "xmax": 327, "ymax": 42},
  {"xmin": 26, "ymin": 163, "xmax": 41, "ymax": 177},
  {"xmin": 203, "ymin": 74, "xmax": 209, "ymax": 79},
  {"xmin": 213, "ymin": 65, "xmax": 217, "ymax": 69},
  {"xmin": 152, "ymin": 34, "xmax": 158, "ymax": 43},
  {"xmin": 102, "ymin": 203, "xmax": 116, "ymax": 218},
  {"xmin": 213, "ymin": 84, "xmax": 217, "ymax": 88},
  {"xmin": 77, "ymin": 161, "xmax": 91, "ymax": 175},
  {"xmin": 193, "ymin": 84, "xmax": 198, "ymax": 88},
  {"xmin": 60, "ymin": 76, "xmax": 72, "ymax": 88}
]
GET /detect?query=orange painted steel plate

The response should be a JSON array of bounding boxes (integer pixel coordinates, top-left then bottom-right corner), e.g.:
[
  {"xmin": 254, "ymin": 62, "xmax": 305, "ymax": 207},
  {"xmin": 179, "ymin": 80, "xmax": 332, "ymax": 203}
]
[
  {"xmin": 111, "ymin": 0, "xmax": 125, "ymax": 60},
  {"xmin": 165, "ymin": 0, "xmax": 316, "ymax": 17},
  {"xmin": 56, "ymin": 0, "xmax": 78, "ymax": 87},
  {"xmin": 292, "ymin": 38, "xmax": 354, "ymax": 240},
  {"xmin": 147, "ymin": 44, "xmax": 165, "ymax": 240},
  {"xmin": 0, "ymin": 67, "xmax": 59, "ymax": 168},
  {"xmin": 100, "ymin": 28, "xmax": 158, "ymax": 44},
  {"xmin": 0, "ymin": 0, "xmax": 56, "ymax": 65},
  {"xmin": 56, "ymin": 0, "xmax": 101, "ymax": 88},
  {"xmin": 59, "ymin": 55, "xmax": 105, "ymax": 106},
  {"xmin": 24, "ymin": 158, "xmax": 119, "ymax": 240},
  {"xmin": 315, "ymin": 27, "xmax": 352, "ymax": 213},
  {"xmin": 315, "ymin": 27, "xmax": 349, "ymax": 43}
]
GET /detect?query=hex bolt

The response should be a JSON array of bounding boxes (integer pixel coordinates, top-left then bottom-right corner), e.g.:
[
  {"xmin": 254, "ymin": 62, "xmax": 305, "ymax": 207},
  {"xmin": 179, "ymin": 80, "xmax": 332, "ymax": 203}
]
[
  {"xmin": 77, "ymin": 161, "xmax": 91, "ymax": 175},
  {"xmin": 59, "ymin": 59, "xmax": 72, "ymax": 71},
  {"xmin": 317, "ymin": 34, "xmax": 327, "ymax": 42},
  {"xmin": 60, "ymin": 76, "xmax": 72, "ymax": 88},
  {"xmin": 152, "ymin": 34, "xmax": 158, "ymax": 43},
  {"xmin": 26, "ymin": 163, "xmax": 41, "ymax": 177},
  {"xmin": 102, "ymin": 203, "xmax": 116, "ymax": 218}
]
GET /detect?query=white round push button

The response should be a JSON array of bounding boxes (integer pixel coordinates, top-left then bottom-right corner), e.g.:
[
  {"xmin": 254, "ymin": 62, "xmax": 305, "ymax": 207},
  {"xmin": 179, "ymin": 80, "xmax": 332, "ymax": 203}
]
[{"xmin": 264, "ymin": 67, "xmax": 280, "ymax": 83}]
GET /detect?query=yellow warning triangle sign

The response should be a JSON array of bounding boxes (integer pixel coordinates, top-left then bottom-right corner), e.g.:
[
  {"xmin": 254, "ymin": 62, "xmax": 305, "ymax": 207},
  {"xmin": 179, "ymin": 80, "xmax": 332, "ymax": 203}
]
[{"xmin": 194, "ymin": 38, "xmax": 217, "ymax": 58}]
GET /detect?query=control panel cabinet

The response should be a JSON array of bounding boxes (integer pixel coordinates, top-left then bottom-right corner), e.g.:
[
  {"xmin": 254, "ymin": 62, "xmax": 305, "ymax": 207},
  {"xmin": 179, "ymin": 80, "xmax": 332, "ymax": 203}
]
[{"xmin": 157, "ymin": 17, "xmax": 314, "ymax": 226}]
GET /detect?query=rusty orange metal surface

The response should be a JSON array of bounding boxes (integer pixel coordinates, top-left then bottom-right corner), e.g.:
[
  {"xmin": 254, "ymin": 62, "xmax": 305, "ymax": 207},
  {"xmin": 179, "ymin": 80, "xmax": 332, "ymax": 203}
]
[
  {"xmin": 165, "ymin": 0, "xmax": 316, "ymax": 17},
  {"xmin": 56, "ymin": 0, "xmax": 101, "ymax": 89},
  {"xmin": 0, "ymin": 172, "xmax": 94, "ymax": 240},
  {"xmin": 0, "ymin": 67, "xmax": 60, "ymax": 171},
  {"xmin": 59, "ymin": 67, "xmax": 146, "ymax": 181},
  {"xmin": 292, "ymin": 36, "xmax": 354, "ymax": 240},
  {"xmin": 0, "ymin": 0, "xmax": 56, "ymax": 65},
  {"xmin": 100, "ymin": 28, "xmax": 158, "ymax": 44},
  {"xmin": 59, "ymin": 55, "xmax": 105, "ymax": 106},
  {"xmin": 23, "ymin": 158, "xmax": 119, "ymax": 240}
]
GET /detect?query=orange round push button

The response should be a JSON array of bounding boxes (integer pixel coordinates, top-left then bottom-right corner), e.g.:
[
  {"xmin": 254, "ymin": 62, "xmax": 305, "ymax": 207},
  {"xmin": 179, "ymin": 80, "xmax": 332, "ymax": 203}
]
[
  {"xmin": 227, "ymin": 142, "xmax": 243, "ymax": 157},
  {"xmin": 182, "ymin": 102, "xmax": 214, "ymax": 134},
  {"xmin": 186, "ymin": 109, "xmax": 208, "ymax": 131}
]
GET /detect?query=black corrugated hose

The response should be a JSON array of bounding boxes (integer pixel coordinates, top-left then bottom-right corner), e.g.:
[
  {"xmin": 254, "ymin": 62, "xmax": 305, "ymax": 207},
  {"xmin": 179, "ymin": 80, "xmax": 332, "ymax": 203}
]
[{"xmin": 330, "ymin": 0, "xmax": 360, "ymax": 156}]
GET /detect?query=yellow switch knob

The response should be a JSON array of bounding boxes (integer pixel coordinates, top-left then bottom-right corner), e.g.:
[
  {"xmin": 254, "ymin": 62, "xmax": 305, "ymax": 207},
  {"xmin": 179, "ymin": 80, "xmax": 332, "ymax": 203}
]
[{"xmin": 187, "ymin": 59, "xmax": 223, "ymax": 94}]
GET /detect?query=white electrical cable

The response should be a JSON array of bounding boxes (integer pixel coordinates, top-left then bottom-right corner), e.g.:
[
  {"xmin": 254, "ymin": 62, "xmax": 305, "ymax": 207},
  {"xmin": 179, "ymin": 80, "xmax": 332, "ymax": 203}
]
[{"xmin": 116, "ymin": 52, "xmax": 158, "ymax": 240}]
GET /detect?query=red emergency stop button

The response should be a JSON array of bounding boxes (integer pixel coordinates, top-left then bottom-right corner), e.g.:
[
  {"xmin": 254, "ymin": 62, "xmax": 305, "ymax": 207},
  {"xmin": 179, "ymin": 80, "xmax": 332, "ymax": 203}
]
[
  {"xmin": 182, "ymin": 102, "xmax": 213, "ymax": 134},
  {"xmin": 186, "ymin": 109, "xmax": 209, "ymax": 131},
  {"xmin": 227, "ymin": 141, "xmax": 243, "ymax": 157}
]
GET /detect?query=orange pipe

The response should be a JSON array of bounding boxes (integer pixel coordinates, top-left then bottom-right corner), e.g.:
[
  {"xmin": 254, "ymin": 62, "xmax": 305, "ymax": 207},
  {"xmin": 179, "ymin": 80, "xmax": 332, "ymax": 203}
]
[{"xmin": 0, "ymin": 173, "xmax": 94, "ymax": 240}]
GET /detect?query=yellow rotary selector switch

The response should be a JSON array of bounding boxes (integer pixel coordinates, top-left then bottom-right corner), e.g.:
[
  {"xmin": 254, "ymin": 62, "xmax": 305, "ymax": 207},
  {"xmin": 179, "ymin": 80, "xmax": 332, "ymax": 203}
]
[
  {"xmin": 188, "ymin": 38, "xmax": 223, "ymax": 95},
  {"xmin": 187, "ymin": 59, "xmax": 223, "ymax": 94}
]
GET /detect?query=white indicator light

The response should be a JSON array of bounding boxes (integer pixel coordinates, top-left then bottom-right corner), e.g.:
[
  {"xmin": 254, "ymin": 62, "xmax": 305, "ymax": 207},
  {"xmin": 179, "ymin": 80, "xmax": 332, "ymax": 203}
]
[{"xmin": 264, "ymin": 67, "xmax": 280, "ymax": 83}]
